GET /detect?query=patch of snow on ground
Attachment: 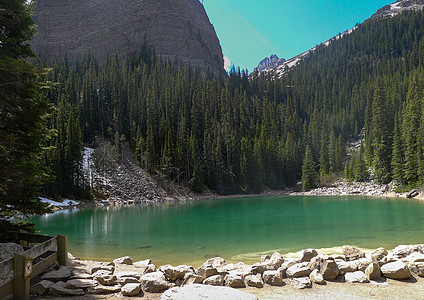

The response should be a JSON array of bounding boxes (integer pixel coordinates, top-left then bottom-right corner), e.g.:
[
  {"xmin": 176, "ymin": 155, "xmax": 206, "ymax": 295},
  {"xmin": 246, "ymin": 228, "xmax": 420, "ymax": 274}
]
[
  {"xmin": 40, "ymin": 197, "xmax": 79, "ymax": 207},
  {"xmin": 83, "ymin": 147, "xmax": 95, "ymax": 186}
]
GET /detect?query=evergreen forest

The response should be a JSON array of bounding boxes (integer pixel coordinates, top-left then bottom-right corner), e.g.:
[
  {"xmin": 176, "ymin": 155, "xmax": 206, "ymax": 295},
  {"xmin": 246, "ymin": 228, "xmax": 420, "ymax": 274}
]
[{"xmin": 40, "ymin": 9, "xmax": 424, "ymax": 198}]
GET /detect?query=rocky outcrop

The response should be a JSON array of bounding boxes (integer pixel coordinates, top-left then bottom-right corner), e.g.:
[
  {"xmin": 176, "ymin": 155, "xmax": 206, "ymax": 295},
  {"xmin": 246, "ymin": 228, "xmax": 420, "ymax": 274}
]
[
  {"xmin": 370, "ymin": 0, "xmax": 424, "ymax": 20},
  {"xmin": 254, "ymin": 55, "xmax": 286, "ymax": 73},
  {"xmin": 33, "ymin": 0, "xmax": 225, "ymax": 76}
]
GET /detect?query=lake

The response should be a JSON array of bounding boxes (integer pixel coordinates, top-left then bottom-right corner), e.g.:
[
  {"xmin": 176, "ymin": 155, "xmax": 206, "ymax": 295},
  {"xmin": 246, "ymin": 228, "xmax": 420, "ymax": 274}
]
[{"xmin": 30, "ymin": 196, "xmax": 424, "ymax": 267}]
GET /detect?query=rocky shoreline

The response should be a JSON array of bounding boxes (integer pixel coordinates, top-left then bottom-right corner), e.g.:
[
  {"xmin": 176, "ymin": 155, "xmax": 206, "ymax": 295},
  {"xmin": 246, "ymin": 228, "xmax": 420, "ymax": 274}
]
[
  {"xmin": 44, "ymin": 178, "xmax": 423, "ymax": 212},
  {"xmin": 23, "ymin": 244, "xmax": 424, "ymax": 299}
]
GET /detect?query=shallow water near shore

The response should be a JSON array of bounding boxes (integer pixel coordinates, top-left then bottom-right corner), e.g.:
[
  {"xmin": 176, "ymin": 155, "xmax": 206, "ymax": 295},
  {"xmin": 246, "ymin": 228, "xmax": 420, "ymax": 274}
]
[{"xmin": 30, "ymin": 195, "xmax": 424, "ymax": 267}]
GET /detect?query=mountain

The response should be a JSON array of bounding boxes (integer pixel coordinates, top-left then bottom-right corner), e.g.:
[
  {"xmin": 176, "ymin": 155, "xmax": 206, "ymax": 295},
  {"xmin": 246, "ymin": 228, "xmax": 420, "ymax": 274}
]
[
  {"xmin": 258, "ymin": 0, "xmax": 424, "ymax": 77},
  {"xmin": 370, "ymin": 0, "xmax": 424, "ymax": 19},
  {"xmin": 32, "ymin": 0, "xmax": 225, "ymax": 76},
  {"xmin": 254, "ymin": 54, "xmax": 286, "ymax": 73}
]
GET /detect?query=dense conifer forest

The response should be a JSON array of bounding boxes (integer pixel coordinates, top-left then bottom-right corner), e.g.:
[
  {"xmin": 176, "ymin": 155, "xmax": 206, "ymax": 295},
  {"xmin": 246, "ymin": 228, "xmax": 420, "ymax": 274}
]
[{"xmin": 40, "ymin": 10, "xmax": 424, "ymax": 198}]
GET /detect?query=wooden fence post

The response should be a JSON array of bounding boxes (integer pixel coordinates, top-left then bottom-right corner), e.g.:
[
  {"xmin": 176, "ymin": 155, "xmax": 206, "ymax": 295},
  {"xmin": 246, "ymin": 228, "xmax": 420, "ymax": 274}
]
[
  {"xmin": 57, "ymin": 234, "xmax": 68, "ymax": 266},
  {"xmin": 13, "ymin": 253, "xmax": 29, "ymax": 300}
]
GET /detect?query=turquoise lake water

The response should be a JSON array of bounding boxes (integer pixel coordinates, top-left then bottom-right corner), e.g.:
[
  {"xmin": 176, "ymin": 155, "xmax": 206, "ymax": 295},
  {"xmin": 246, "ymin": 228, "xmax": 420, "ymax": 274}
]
[{"xmin": 30, "ymin": 196, "xmax": 424, "ymax": 267}]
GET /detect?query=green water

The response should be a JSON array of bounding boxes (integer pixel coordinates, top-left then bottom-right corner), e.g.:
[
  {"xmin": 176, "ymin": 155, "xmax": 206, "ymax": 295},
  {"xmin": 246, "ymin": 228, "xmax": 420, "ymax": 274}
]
[{"xmin": 30, "ymin": 196, "xmax": 424, "ymax": 267}]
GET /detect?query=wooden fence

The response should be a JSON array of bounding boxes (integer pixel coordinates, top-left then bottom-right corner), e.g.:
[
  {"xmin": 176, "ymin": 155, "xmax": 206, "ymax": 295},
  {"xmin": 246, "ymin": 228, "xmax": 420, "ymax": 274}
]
[{"xmin": 0, "ymin": 232, "xmax": 68, "ymax": 300}]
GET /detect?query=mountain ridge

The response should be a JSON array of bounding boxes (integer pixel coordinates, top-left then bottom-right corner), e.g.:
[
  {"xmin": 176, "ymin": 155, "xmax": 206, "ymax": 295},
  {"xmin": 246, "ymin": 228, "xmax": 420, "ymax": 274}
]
[
  {"xmin": 256, "ymin": 0, "xmax": 424, "ymax": 77},
  {"xmin": 32, "ymin": 0, "xmax": 225, "ymax": 76}
]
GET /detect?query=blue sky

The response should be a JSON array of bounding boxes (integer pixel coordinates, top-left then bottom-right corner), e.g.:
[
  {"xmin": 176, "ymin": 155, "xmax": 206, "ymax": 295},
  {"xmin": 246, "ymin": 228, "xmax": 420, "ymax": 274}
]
[{"xmin": 203, "ymin": 0, "xmax": 395, "ymax": 72}]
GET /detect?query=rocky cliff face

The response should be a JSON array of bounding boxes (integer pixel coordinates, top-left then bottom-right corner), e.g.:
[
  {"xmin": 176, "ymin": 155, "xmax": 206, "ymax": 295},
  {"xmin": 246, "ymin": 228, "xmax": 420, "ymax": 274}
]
[
  {"xmin": 370, "ymin": 0, "xmax": 424, "ymax": 20},
  {"xmin": 32, "ymin": 0, "xmax": 225, "ymax": 76},
  {"xmin": 254, "ymin": 54, "xmax": 286, "ymax": 73}
]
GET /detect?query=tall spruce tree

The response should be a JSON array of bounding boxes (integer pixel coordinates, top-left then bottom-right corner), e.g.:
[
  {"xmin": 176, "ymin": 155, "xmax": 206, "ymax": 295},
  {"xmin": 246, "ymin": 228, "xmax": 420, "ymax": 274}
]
[
  {"xmin": 0, "ymin": 0, "xmax": 52, "ymax": 235},
  {"xmin": 301, "ymin": 146, "xmax": 317, "ymax": 191}
]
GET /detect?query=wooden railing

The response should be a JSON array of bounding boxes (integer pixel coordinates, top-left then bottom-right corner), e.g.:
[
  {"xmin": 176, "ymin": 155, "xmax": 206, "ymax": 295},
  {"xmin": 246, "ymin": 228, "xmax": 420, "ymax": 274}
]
[{"xmin": 0, "ymin": 232, "xmax": 68, "ymax": 300}]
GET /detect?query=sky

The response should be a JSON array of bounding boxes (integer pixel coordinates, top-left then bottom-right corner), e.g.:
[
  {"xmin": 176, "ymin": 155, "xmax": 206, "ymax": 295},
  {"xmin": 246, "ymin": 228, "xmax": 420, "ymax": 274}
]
[{"xmin": 203, "ymin": 0, "xmax": 396, "ymax": 72}]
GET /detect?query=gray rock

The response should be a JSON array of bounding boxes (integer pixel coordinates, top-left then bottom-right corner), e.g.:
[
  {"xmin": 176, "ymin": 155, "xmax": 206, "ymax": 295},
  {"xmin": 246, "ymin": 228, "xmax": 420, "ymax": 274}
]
[
  {"xmin": 41, "ymin": 266, "xmax": 72, "ymax": 282},
  {"xmin": 121, "ymin": 283, "xmax": 142, "ymax": 296},
  {"xmin": 90, "ymin": 265, "xmax": 114, "ymax": 275},
  {"xmin": 343, "ymin": 246, "xmax": 365, "ymax": 261},
  {"xmin": 30, "ymin": 280, "xmax": 54, "ymax": 296},
  {"xmin": 262, "ymin": 270, "xmax": 283, "ymax": 286},
  {"xmin": 197, "ymin": 267, "xmax": 219, "ymax": 279},
  {"xmin": 371, "ymin": 248, "xmax": 388, "ymax": 262},
  {"xmin": 336, "ymin": 260, "xmax": 357, "ymax": 275},
  {"xmin": 381, "ymin": 260, "xmax": 411, "ymax": 280},
  {"xmin": 118, "ymin": 276, "xmax": 139, "ymax": 285},
  {"xmin": 94, "ymin": 274, "xmax": 117, "ymax": 286},
  {"xmin": 160, "ymin": 284, "xmax": 258, "ymax": 300},
  {"xmin": 92, "ymin": 269, "xmax": 113, "ymax": 278},
  {"xmin": 202, "ymin": 257, "xmax": 227, "ymax": 269},
  {"xmin": 140, "ymin": 271, "xmax": 170, "ymax": 292},
  {"xmin": 389, "ymin": 245, "xmax": 423, "ymax": 259},
  {"xmin": 224, "ymin": 274, "xmax": 245, "ymax": 288},
  {"xmin": 356, "ymin": 257, "xmax": 373, "ymax": 272},
  {"xmin": 286, "ymin": 262, "xmax": 311, "ymax": 278},
  {"xmin": 113, "ymin": 256, "xmax": 133, "ymax": 265},
  {"xmin": 365, "ymin": 263, "xmax": 381, "ymax": 281},
  {"xmin": 320, "ymin": 259, "xmax": 339, "ymax": 280},
  {"xmin": 407, "ymin": 189, "xmax": 419, "ymax": 198},
  {"xmin": 309, "ymin": 269, "xmax": 325, "ymax": 285},
  {"xmin": 64, "ymin": 279, "xmax": 98, "ymax": 289},
  {"xmin": 116, "ymin": 271, "xmax": 141, "ymax": 280},
  {"xmin": 250, "ymin": 263, "xmax": 266, "ymax": 275},
  {"xmin": 409, "ymin": 262, "xmax": 424, "ymax": 277},
  {"xmin": 290, "ymin": 277, "xmax": 312, "ymax": 289},
  {"xmin": 264, "ymin": 252, "xmax": 284, "ymax": 269},
  {"xmin": 144, "ymin": 263, "xmax": 157, "ymax": 274},
  {"xmin": 160, "ymin": 264, "xmax": 194, "ymax": 281},
  {"xmin": 0, "ymin": 243, "xmax": 24, "ymax": 262},
  {"xmin": 345, "ymin": 271, "xmax": 369, "ymax": 283},
  {"xmin": 134, "ymin": 259, "xmax": 151, "ymax": 269},
  {"xmin": 182, "ymin": 273, "xmax": 204, "ymax": 286},
  {"xmin": 245, "ymin": 274, "xmax": 264, "ymax": 288},
  {"xmin": 203, "ymin": 275, "xmax": 224, "ymax": 286},
  {"xmin": 300, "ymin": 249, "xmax": 318, "ymax": 262},
  {"xmin": 308, "ymin": 256, "xmax": 322, "ymax": 271},
  {"xmin": 86, "ymin": 284, "xmax": 122, "ymax": 294},
  {"xmin": 49, "ymin": 281, "xmax": 84, "ymax": 296},
  {"xmin": 402, "ymin": 252, "xmax": 424, "ymax": 264},
  {"xmin": 261, "ymin": 255, "xmax": 271, "ymax": 263}
]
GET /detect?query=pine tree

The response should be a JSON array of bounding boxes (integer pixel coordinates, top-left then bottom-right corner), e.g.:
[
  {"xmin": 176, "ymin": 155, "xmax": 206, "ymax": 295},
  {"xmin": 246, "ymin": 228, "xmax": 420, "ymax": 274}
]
[
  {"xmin": 301, "ymin": 146, "xmax": 317, "ymax": 191},
  {"xmin": 0, "ymin": 0, "xmax": 52, "ymax": 235}
]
